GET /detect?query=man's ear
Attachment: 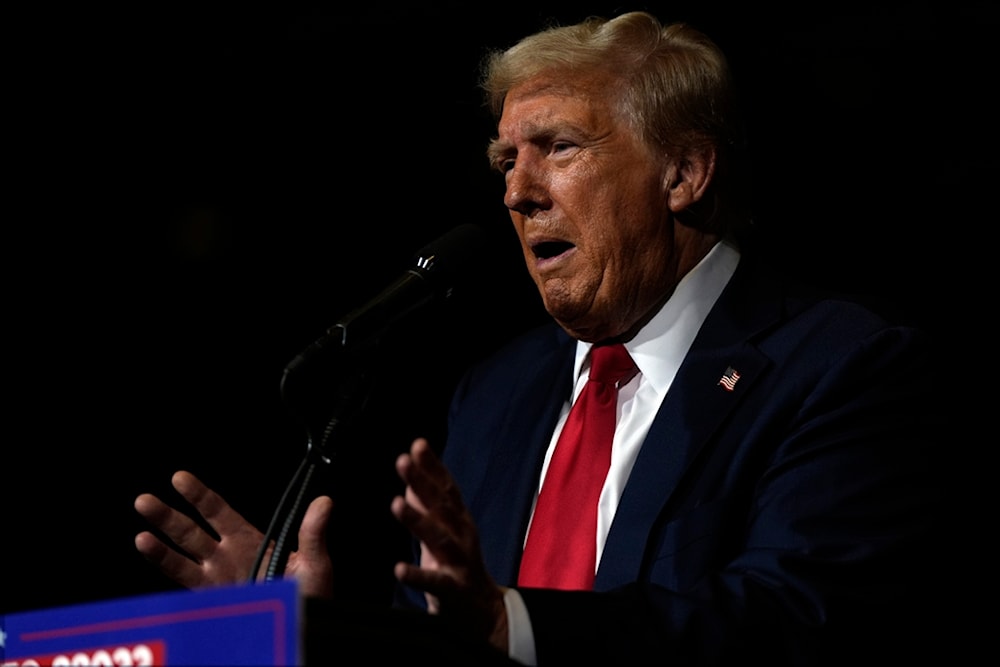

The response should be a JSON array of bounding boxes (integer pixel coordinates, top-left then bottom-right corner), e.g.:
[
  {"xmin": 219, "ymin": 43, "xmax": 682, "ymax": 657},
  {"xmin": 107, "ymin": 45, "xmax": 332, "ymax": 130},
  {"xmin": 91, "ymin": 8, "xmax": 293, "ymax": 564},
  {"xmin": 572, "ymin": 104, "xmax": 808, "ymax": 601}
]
[{"xmin": 666, "ymin": 145, "xmax": 717, "ymax": 213}]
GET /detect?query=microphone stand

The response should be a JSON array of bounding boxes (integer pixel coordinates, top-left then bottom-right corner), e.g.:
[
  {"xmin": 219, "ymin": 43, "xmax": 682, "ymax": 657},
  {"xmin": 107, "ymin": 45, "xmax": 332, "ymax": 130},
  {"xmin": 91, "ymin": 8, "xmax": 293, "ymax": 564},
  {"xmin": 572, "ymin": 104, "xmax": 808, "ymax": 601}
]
[{"xmin": 248, "ymin": 335, "xmax": 375, "ymax": 585}]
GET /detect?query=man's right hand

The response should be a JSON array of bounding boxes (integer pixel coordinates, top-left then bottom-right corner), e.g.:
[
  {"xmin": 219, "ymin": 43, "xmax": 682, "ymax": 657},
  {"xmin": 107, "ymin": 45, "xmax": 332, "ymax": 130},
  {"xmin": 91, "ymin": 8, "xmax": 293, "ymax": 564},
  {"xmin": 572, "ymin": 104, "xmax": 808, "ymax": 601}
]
[{"xmin": 134, "ymin": 470, "xmax": 334, "ymax": 599}]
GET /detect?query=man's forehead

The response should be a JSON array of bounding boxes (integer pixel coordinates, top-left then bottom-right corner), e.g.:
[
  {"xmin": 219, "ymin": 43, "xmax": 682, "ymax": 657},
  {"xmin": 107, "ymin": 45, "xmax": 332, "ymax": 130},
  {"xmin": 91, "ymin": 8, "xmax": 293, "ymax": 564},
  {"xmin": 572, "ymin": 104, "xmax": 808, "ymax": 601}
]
[
  {"xmin": 497, "ymin": 81, "xmax": 616, "ymax": 141},
  {"xmin": 505, "ymin": 69, "xmax": 616, "ymax": 107}
]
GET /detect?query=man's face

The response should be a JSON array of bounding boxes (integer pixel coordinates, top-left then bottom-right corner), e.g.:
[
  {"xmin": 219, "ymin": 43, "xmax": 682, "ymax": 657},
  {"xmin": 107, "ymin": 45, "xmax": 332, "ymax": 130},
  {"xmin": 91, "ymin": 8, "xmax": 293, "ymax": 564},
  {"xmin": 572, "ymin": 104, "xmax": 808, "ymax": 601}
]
[{"xmin": 490, "ymin": 72, "xmax": 680, "ymax": 342}]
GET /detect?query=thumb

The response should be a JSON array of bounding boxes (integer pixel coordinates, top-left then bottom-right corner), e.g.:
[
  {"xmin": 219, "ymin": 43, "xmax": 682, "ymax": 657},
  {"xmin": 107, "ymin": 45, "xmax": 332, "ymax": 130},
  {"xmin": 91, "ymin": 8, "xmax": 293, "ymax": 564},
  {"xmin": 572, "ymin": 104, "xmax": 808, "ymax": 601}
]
[
  {"xmin": 299, "ymin": 495, "xmax": 334, "ymax": 552},
  {"xmin": 292, "ymin": 495, "xmax": 334, "ymax": 599}
]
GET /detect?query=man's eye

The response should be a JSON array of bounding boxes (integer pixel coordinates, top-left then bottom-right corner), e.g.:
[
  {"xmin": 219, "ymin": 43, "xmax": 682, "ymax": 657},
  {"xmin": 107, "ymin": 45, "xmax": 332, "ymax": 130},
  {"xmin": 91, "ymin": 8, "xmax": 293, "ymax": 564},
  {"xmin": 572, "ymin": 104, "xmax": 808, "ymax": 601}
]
[
  {"xmin": 552, "ymin": 142, "xmax": 574, "ymax": 154},
  {"xmin": 500, "ymin": 159, "xmax": 516, "ymax": 173}
]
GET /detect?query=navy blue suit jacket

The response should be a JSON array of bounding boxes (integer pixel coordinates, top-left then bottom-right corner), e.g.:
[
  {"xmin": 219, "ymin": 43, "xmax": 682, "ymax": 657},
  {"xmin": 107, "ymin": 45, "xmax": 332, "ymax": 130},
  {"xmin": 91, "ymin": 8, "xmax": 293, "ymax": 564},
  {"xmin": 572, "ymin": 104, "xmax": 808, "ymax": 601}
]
[{"xmin": 402, "ymin": 251, "xmax": 945, "ymax": 664}]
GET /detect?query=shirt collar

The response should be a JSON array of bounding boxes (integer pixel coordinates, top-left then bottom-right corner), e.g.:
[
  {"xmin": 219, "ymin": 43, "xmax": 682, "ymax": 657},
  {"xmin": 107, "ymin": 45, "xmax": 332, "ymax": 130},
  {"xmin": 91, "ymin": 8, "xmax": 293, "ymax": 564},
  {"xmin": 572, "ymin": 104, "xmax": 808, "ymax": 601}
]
[{"xmin": 575, "ymin": 238, "xmax": 741, "ymax": 394}]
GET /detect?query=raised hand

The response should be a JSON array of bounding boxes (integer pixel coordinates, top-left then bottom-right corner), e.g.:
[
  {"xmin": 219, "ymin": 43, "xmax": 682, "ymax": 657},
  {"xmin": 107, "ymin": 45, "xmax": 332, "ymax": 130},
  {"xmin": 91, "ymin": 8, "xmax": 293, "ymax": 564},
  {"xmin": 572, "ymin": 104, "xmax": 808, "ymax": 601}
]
[
  {"xmin": 390, "ymin": 439, "xmax": 509, "ymax": 651},
  {"xmin": 134, "ymin": 470, "xmax": 334, "ymax": 599}
]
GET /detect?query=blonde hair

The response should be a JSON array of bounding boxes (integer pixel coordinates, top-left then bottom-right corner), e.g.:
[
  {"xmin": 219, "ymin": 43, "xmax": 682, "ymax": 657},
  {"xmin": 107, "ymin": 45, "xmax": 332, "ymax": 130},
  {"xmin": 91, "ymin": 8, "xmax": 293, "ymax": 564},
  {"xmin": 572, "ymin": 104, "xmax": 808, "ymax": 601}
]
[{"xmin": 481, "ymin": 11, "xmax": 749, "ymax": 235}]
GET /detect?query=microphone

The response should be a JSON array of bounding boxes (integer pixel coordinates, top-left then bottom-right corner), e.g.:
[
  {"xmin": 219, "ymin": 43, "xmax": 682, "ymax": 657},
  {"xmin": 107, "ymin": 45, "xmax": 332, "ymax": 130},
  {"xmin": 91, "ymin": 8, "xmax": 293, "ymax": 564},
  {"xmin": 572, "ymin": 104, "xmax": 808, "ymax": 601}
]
[{"xmin": 284, "ymin": 223, "xmax": 489, "ymax": 374}]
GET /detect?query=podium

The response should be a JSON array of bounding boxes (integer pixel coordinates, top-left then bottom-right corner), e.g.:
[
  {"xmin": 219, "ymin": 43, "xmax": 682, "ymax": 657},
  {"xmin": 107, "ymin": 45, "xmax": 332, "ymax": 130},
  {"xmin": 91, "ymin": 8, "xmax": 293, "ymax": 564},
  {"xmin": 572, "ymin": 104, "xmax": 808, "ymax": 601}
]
[{"xmin": 1, "ymin": 580, "xmax": 518, "ymax": 665}]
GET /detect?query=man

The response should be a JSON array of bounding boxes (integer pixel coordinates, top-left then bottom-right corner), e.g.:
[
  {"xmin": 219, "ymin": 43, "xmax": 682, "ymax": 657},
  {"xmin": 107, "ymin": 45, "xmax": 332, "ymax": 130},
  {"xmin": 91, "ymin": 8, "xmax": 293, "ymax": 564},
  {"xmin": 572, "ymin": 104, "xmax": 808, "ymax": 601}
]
[{"xmin": 135, "ymin": 11, "xmax": 945, "ymax": 664}]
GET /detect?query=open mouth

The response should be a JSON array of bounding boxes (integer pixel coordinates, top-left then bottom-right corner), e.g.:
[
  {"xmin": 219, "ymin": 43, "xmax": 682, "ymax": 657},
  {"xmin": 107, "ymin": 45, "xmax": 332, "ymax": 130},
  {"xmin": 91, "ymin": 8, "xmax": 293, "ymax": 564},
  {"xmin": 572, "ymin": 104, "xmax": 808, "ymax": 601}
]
[{"xmin": 531, "ymin": 240, "xmax": 575, "ymax": 259}]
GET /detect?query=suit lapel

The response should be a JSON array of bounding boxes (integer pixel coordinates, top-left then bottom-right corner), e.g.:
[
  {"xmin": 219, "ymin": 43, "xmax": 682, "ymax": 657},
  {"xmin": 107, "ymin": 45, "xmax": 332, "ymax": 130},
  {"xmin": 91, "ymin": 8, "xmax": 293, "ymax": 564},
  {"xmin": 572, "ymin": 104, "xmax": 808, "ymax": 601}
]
[
  {"xmin": 595, "ymin": 256, "xmax": 782, "ymax": 589},
  {"xmin": 470, "ymin": 331, "xmax": 577, "ymax": 585}
]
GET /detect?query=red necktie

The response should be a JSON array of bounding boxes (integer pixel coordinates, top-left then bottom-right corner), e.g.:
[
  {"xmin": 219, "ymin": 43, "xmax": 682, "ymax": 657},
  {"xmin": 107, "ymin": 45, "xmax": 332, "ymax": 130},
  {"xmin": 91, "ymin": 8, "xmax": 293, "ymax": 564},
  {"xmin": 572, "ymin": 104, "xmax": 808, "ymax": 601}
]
[{"xmin": 517, "ymin": 343, "xmax": 638, "ymax": 590}]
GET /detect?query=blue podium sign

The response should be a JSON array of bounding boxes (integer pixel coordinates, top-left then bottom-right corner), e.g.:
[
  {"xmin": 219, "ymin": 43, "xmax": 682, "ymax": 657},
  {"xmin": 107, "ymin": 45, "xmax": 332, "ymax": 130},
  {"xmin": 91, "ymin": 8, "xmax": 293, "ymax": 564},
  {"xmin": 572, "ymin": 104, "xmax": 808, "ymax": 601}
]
[{"xmin": 1, "ymin": 579, "xmax": 300, "ymax": 666}]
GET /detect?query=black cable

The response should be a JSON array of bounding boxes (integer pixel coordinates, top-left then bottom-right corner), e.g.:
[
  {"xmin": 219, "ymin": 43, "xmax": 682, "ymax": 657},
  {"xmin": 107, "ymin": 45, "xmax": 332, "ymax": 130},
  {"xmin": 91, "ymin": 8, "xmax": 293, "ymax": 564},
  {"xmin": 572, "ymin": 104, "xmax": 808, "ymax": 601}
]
[
  {"xmin": 248, "ymin": 453, "xmax": 310, "ymax": 584},
  {"xmin": 264, "ymin": 461, "xmax": 319, "ymax": 581}
]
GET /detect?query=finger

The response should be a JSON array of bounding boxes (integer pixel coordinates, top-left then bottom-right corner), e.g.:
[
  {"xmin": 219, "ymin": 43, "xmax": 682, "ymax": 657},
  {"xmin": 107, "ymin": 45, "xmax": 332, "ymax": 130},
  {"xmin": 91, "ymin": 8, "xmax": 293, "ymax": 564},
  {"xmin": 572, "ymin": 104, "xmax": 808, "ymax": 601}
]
[
  {"xmin": 393, "ymin": 559, "xmax": 458, "ymax": 599},
  {"xmin": 171, "ymin": 471, "xmax": 253, "ymax": 537},
  {"xmin": 134, "ymin": 531, "xmax": 207, "ymax": 590},
  {"xmin": 397, "ymin": 440, "xmax": 460, "ymax": 511},
  {"xmin": 407, "ymin": 438, "xmax": 452, "ymax": 485},
  {"xmin": 297, "ymin": 495, "xmax": 333, "ymax": 560},
  {"xmin": 291, "ymin": 495, "xmax": 335, "ymax": 599},
  {"xmin": 391, "ymin": 494, "xmax": 436, "ymax": 547},
  {"xmin": 402, "ymin": 443, "xmax": 473, "ymax": 546},
  {"xmin": 409, "ymin": 438, "xmax": 447, "ymax": 475},
  {"xmin": 396, "ymin": 444, "xmax": 467, "ymax": 533},
  {"xmin": 134, "ymin": 529, "xmax": 173, "ymax": 562},
  {"xmin": 390, "ymin": 494, "xmax": 412, "ymax": 525},
  {"xmin": 392, "ymin": 493, "xmax": 433, "ymax": 533},
  {"xmin": 395, "ymin": 455, "xmax": 430, "ymax": 514},
  {"xmin": 391, "ymin": 494, "xmax": 465, "ymax": 564},
  {"xmin": 134, "ymin": 492, "xmax": 218, "ymax": 562}
]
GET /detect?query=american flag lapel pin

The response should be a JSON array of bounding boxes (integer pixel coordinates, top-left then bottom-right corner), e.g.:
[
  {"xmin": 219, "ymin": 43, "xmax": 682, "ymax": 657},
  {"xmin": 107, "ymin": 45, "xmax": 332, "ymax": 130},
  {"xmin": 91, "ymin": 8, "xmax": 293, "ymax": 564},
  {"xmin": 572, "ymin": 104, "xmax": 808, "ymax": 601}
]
[{"xmin": 718, "ymin": 366, "xmax": 741, "ymax": 392}]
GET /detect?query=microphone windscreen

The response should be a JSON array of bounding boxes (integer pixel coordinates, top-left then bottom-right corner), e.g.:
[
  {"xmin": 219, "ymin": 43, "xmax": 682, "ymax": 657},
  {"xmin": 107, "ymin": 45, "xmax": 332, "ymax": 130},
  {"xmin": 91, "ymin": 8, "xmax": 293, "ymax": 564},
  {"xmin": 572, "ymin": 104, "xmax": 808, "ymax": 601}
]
[{"xmin": 412, "ymin": 223, "xmax": 493, "ymax": 293}]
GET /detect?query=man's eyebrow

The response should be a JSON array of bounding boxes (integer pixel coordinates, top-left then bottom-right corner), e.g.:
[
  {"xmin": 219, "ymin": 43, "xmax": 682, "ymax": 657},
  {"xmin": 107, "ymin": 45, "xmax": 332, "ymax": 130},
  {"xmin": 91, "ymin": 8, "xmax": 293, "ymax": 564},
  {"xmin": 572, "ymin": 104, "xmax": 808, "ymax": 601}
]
[{"xmin": 486, "ymin": 139, "xmax": 513, "ymax": 168}]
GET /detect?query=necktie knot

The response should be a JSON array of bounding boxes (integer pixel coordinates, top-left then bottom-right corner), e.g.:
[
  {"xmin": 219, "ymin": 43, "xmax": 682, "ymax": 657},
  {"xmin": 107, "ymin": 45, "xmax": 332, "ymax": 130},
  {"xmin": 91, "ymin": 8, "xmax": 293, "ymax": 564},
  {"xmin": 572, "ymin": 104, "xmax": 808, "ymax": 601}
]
[{"xmin": 589, "ymin": 343, "xmax": 638, "ymax": 386}]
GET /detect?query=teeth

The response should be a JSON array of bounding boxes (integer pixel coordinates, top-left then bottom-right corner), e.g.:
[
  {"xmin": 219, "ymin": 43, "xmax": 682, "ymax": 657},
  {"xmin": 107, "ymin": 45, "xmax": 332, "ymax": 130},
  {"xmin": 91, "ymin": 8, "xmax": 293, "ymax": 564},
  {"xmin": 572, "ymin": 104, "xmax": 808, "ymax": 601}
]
[{"xmin": 533, "ymin": 241, "xmax": 573, "ymax": 259}]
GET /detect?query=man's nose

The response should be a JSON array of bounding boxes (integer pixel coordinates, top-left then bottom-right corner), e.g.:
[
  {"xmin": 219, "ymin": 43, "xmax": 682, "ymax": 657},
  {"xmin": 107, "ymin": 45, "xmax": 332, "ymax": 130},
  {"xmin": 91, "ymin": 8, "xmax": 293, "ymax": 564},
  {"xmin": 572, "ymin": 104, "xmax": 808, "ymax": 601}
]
[{"xmin": 504, "ymin": 161, "xmax": 549, "ymax": 215}]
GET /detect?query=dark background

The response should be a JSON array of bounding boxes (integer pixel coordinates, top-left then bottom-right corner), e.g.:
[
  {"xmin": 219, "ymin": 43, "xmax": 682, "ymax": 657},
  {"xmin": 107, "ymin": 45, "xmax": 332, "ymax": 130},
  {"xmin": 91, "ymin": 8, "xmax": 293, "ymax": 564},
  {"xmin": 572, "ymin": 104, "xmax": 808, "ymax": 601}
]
[{"xmin": 5, "ymin": 0, "xmax": 995, "ymax": 642}]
